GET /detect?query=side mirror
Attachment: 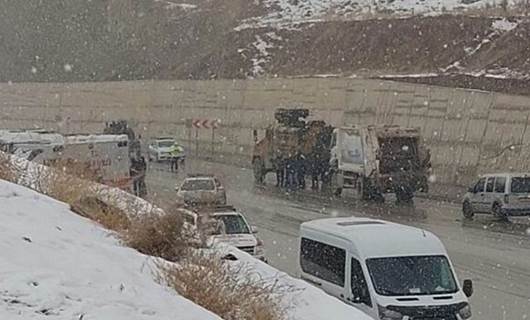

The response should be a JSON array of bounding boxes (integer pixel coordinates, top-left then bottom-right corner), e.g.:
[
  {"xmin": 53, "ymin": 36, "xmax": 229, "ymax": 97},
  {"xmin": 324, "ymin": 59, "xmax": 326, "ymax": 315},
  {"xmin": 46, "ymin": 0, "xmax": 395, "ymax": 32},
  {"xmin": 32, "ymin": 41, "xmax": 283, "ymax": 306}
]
[
  {"xmin": 463, "ymin": 279, "xmax": 473, "ymax": 297},
  {"xmin": 175, "ymin": 186, "xmax": 180, "ymax": 192},
  {"xmin": 251, "ymin": 226, "xmax": 258, "ymax": 234},
  {"xmin": 468, "ymin": 187, "xmax": 475, "ymax": 193}
]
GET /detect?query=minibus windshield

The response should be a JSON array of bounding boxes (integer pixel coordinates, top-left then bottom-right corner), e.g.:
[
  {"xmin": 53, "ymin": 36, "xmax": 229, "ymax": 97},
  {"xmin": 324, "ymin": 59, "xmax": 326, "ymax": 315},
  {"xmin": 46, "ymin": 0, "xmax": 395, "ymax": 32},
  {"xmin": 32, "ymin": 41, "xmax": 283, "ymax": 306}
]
[{"xmin": 367, "ymin": 255, "xmax": 458, "ymax": 296}]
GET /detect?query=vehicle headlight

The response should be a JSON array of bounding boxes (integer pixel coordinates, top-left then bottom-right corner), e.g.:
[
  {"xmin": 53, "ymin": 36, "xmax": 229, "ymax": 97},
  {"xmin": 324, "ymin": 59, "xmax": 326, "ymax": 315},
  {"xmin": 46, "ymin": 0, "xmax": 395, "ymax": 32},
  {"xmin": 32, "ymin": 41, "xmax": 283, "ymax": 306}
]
[
  {"xmin": 255, "ymin": 238, "xmax": 265, "ymax": 256},
  {"xmin": 378, "ymin": 305, "xmax": 403, "ymax": 320},
  {"xmin": 458, "ymin": 303, "xmax": 472, "ymax": 319}
]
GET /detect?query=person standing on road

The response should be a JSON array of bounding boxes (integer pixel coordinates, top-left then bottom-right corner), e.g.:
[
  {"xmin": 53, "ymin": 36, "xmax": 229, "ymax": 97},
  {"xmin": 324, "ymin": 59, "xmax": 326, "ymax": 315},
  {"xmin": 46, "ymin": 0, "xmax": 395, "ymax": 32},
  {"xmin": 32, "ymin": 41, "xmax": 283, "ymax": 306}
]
[
  {"xmin": 137, "ymin": 155, "xmax": 148, "ymax": 198},
  {"xmin": 310, "ymin": 153, "xmax": 320, "ymax": 190},
  {"xmin": 129, "ymin": 156, "xmax": 141, "ymax": 196},
  {"xmin": 169, "ymin": 143, "xmax": 184, "ymax": 172},
  {"xmin": 274, "ymin": 156, "xmax": 285, "ymax": 187},
  {"xmin": 296, "ymin": 153, "xmax": 306, "ymax": 190},
  {"xmin": 286, "ymin": 157, "xmax": 297, "ymax": 190}
]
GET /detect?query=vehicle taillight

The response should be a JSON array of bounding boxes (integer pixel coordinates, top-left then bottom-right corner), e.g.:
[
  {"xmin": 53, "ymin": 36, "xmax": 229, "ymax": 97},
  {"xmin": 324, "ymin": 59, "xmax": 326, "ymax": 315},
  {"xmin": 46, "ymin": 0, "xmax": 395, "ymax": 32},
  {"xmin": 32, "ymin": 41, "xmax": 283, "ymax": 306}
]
[{"xmin": 504, "ymin": 194, "xmax": 509, "ymax": 204}]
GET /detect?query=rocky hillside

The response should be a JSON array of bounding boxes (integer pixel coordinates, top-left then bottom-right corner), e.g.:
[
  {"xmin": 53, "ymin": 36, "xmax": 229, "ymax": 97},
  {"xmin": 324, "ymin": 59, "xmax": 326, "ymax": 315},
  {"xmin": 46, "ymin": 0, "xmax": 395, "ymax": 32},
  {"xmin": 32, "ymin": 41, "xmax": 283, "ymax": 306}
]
[{"xmin": 0, "ymin": 0, "xmax": 528, "ymax": 95}]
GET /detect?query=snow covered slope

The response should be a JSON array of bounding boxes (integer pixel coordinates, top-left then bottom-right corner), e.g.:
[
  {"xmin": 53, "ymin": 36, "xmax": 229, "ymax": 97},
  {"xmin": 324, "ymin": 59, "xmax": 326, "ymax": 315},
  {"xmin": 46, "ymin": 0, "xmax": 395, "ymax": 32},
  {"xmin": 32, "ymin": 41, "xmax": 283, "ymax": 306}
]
[
  {"xmin": 219, "ymin": 245, "xmax": 373, "ymax": 320},
  {"xmin": 239, "ymin": 0, "xmax": 518, "ymax": 29},
  {"xmin": 0, "ymin": 179, "xmax": 221, "ymax": 320}
]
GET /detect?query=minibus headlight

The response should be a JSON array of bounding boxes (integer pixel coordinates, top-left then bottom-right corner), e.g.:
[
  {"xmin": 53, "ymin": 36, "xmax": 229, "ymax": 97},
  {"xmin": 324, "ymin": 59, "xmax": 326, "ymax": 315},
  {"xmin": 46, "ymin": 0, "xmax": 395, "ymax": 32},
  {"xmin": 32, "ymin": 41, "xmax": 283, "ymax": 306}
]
[
  {"xmin": 378, "ymin": 305, "xmax": 403, "ymax": 320},
  {"xmin": 458, "ymin": 303, "xmax": 472, "ymax": 319}
]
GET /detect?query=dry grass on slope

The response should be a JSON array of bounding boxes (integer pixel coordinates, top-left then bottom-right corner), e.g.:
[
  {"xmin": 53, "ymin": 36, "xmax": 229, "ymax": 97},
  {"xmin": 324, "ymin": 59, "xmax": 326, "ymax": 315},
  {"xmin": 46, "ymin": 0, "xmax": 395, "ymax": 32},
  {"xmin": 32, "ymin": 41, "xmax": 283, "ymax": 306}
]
[
  {"xmin": 0, "ymin": 153, "xmax": 17, "ymax": 182},
  {"xmin": 158, "ymin": 252, "xmax": 288, "ymax": 320},
  {"xmin": 121, "ymin": 209, "xmax": 193, "ymax": 262}
]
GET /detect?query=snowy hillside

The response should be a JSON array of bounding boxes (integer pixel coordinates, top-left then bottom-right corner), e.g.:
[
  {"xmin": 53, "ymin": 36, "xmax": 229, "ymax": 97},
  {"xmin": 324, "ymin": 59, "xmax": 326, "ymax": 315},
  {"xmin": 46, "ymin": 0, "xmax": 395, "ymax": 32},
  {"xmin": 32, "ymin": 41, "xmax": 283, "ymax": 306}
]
[
  {"xmin": 239, "ymin": 0, "xmax": 518, "ymax": 28},
  {"xmin": 222, "ymin": 247, "xmax": 373, "ymax": 320},
  {"xmin": 0, "ymin": 180, "xmax": 220, "ymax": 320}
]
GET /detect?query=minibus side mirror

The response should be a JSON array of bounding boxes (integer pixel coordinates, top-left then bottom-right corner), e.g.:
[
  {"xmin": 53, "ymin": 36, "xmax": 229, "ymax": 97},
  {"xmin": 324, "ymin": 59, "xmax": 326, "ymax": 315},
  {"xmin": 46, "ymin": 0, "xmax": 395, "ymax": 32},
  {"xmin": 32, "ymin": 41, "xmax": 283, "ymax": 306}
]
[
  {"xmin": 351, "ymin": 287, "xmax": 361, "ymax": 301},
  {"xmin": 468, "ymin": 186, "xmax": 475, "ymax": 193},
  {"xmin": 463, "ymin": 279, "xmax": 473, "ymax": 297}
]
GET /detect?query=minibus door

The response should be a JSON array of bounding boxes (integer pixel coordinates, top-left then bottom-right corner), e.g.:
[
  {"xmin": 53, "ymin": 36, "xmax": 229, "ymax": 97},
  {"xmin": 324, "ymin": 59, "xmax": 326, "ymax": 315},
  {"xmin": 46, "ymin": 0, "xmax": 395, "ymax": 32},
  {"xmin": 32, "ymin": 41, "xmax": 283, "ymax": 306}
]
[{"xmin": 347, "ymin": 257, "xmax": 376, "ymax": 319}]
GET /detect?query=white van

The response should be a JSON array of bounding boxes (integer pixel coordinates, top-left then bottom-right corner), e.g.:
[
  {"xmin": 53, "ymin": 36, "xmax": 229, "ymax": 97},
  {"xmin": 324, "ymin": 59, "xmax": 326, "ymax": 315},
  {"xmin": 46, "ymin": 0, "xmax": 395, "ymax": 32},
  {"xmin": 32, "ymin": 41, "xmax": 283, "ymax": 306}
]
[
  {"xmin": 300, "ymin": 217, "xmax": 473, "ymax": 320},
  {"xmin": 463, "ymin": 173, "xmax": 530, "ymax": 220}
]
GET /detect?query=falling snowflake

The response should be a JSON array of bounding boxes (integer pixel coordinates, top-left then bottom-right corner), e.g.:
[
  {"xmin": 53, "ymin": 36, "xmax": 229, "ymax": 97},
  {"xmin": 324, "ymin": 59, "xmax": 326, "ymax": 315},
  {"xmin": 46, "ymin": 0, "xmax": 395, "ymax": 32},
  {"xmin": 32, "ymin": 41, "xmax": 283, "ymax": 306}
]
[
  {"xmin": 428, "ymin": 174, "xmax": 437, "ymax": 183},
  {"xmin": 402, "ymin": 145, "xmax": 409, "ymax": 151},
  {"xmin": 31, "ymin": 67, "xmax": 37, "ymax": 74},
  {"xmin": 64, "ymin": 64, "xmax": 73, "ymax": 72}
]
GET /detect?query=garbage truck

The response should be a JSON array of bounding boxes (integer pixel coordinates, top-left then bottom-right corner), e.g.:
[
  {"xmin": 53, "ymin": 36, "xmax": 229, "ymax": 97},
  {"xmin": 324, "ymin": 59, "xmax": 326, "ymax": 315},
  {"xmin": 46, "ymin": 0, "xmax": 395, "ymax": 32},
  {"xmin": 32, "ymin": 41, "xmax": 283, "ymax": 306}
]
[{"xmin": 329, "ymin": 125, "xmax": 431, "ymax": 203}]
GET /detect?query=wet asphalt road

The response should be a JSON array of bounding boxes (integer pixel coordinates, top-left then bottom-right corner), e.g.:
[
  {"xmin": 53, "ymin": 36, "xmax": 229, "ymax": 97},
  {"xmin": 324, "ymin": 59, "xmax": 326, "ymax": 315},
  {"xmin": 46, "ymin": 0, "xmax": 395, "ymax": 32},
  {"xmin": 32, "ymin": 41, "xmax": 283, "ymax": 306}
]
[{"xmin": 146, "ymin": 159, "xmax": 530, "ymax": 320}]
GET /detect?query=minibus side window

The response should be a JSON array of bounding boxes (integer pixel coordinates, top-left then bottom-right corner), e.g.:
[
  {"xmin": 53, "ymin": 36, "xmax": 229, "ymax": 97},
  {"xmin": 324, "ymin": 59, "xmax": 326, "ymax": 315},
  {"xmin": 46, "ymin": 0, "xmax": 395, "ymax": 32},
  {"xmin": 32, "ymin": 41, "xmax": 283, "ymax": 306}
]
[
  {"xmin": 300, "ymin": 238, "xmax": 345, "ymax": 286},
  {"xmin": 351, "ymin": 258, "xmax": 372, "ymax": 307}
]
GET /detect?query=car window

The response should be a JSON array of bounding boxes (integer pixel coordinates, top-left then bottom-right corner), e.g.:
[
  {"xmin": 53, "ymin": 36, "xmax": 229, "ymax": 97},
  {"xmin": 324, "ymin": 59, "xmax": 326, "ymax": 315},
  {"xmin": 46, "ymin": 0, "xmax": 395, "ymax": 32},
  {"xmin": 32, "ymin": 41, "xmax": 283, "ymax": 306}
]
[
  {"xmin": 511, "ymin": 177, "xmax": 530, "ymax": 193},
  {"xmin": 366, "ymin": 255, "xmax": 457, "ymax": 296},
  {"xmin": 351, "ymin": 258, "xmax": 372, "ymax": 307},
  {"xmin": 486, "ymin": 177, "xmax": 495, "ymax": 193},
  {"xmin": 475, "ymin": 178, "xmax": 486, "ymax": 193},
  {"xmin": 494, "ymin": 177, "xmax": 506, "ymax": 193},
  {"xmin": 212, "ymin": 215, "xmax": 250, "ymax": 234},
  {"xmin": 158, "ymin": 140, "xmax": 174, "ymax": 148},
  {"xmin": 181, "ymin": 179, "xmax": 215, "ymax": 191},
  {"xmin": 300, "ymin": 238, "xmax": 345, "ymax": 286}
]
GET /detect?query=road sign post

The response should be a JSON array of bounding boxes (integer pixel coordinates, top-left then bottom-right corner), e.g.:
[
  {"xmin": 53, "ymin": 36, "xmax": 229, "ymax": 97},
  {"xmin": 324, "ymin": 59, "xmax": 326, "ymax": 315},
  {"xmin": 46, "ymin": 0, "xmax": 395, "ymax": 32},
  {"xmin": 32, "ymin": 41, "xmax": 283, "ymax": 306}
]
[{"xmin": 190, "ymin": 118, "xmax": 221, "ymax": 158}]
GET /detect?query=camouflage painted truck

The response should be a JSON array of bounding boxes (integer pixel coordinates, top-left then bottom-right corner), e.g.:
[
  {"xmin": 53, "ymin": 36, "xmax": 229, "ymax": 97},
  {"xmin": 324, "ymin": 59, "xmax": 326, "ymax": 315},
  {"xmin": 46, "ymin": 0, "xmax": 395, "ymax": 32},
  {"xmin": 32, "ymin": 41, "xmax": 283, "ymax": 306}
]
[
  {"xmin": 252, "ymin": 108, "xmax": 431, "ymax": 203},
  {"xmin": 251, "ymin": 108, "xmax": 333, "ymax": 185},
  {"xmin": 329, "ymin": 125, "xmax": 431, "ymax": 203}
]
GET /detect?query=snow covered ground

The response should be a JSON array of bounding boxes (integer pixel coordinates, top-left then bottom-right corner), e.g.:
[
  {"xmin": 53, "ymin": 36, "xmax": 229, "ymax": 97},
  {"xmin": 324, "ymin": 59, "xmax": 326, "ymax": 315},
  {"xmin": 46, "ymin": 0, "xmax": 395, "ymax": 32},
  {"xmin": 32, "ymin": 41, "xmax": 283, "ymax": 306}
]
[
  {"xmin": 0, "ymin": 179, "xmax": 221, "ymax": 320},
  {"xmin": 219, "ymin": 245, "xmax": 373, "ymax": 320},
  {"xmin": 238, "ymin": 0, "xmax": 518, "ymax": 29}
]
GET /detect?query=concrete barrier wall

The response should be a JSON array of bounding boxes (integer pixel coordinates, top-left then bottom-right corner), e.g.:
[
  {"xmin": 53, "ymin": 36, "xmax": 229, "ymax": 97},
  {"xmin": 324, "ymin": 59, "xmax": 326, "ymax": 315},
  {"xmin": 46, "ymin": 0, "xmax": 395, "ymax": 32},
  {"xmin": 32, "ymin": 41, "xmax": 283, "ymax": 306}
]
[{"xmin": 1, "ymin": 78, "xmax": 529, "ymax": 198}]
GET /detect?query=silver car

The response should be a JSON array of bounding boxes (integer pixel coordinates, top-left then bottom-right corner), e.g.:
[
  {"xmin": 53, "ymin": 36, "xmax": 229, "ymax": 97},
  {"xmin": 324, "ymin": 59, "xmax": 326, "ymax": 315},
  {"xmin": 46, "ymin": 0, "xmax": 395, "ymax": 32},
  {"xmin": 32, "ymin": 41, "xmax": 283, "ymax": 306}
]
[
  {"xmin": 176, "ymin": 175, "xmax": 227, "ymax": 206},
  {"xmin": 147, "ymin": 137, "xmax": 175, "ymax": 162},
  {"xmin": 463, "ymin": 173, "xmax": 530, "ymax": 220}
]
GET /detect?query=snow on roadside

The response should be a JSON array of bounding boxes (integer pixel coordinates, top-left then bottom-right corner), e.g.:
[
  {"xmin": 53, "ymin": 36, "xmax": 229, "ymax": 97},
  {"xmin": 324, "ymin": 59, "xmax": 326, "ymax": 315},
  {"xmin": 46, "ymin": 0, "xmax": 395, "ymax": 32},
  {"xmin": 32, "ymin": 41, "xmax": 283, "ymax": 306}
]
[
  {"xmin": 237, "ymin": 0, "xmax": 518, "ymax": 30},
  {"xmin": 442, "ymin": 18, "xmax": 520, "ymax": 74},
  {"xmin": 250, "ymin": 35, "xmax": 275, "ymax": 77},
  {"xmin": 0, "ymin": 179, "xmax": 221, "ymax": 320},
  {"xmin": 6, "ymin": 153, "xmax": 164, "ymax": 218},
  {"xmin": 154, "ymin": 0, "xmax": 197, "ymax": 10},
  {"xmin": 492, "ymin": 18, "xmax": 519, "ymax": 32},
  {"xmin": 217, "ymin": 245, "xmax": 373, "ymax": 320}
]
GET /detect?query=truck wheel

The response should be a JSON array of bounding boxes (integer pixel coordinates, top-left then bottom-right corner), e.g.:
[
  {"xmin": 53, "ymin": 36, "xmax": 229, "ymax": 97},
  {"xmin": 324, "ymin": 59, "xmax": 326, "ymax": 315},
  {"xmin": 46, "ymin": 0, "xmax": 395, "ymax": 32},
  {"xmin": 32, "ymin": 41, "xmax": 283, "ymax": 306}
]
[
  {"xmin": 492, "ymin": 203, "xmax": 508, "ymax": 222},
  {"xmin": 372, "ymin": 192, "xmax": 385, "ymax": 203},
  {"xmin": 463, "ymin": 201, "xmax": 474, "ymax": 220},
  {"xmin": 360, "ymin": 178, "xmax": 384, "ymax": 202},
  {"xmin": 359, "ymin": 178, "xmax": 371, "ymax": 201},
  {"xmin": 253, "ymin": 158, "xmax": 265, "ymax": 184},
  {"xmin": 395, "ymin": 188, "xmax": 414, "ymax": 205}
]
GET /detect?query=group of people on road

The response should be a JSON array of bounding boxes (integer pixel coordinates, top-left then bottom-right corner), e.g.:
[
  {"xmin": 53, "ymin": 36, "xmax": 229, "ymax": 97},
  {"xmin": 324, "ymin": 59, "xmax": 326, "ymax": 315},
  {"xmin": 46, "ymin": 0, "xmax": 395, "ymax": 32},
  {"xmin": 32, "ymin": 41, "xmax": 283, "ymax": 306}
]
[{"xmin": 274, "ymin": 152, "xmax": 331, "ymax": 191}]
